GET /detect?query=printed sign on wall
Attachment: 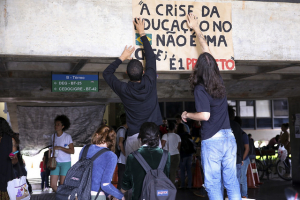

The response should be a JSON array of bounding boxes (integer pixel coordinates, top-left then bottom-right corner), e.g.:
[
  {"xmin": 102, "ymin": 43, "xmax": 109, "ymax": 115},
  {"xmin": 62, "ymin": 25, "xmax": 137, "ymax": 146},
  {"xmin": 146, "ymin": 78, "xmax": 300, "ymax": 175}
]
[{"xmin": 133, "ymin": 0, "xmax": 235, "ymax": 71}]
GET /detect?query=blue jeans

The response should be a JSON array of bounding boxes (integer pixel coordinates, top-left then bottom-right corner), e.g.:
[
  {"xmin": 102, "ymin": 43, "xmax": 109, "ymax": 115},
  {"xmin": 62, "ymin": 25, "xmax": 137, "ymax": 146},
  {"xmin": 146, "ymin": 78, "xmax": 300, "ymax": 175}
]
[
  {"xmin": 236, "ymin": 163, "xmax": 242, "ymax": 186},
  {"xmin": 241, "ymin": 157, "xmax": 250, "ymax": 197},
  {"xmin": 201, "ymin": 129, "xmax": 241, "ymax": 200},
  {"xmin": 180, "ymin": 156, "xmax": 192, "ymax": 188}
]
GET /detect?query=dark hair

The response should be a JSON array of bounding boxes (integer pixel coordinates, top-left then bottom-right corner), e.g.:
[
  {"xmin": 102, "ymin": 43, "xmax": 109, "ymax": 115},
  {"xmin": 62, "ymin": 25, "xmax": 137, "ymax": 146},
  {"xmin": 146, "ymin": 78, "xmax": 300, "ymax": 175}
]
[
  {"xmin": 163, "ymin": 117, "xmax": 167, "ymax": 121},
  {"xmin": 91, "ymin": 125, "xmax": 116, "ymax": 152},
  {"xmin": 120, "ymin": 113, "xmax": 126, "ymax": 125},
  {"xmin": 248, "ymin": 134, "xmax": 252, "ymax": 138},
  {"xmin": 54, "ymin": 115, "xmax": 71, "ymax": 131},
  {"xmin": 138, "ymin": 122, "xmax": 159, "ymax": 147},
  {"xmin": 189, "ymin": 52, "xmax": 226, "ymax": 99},
  {"xmin": 282, "ymin": 123, "xmax": 289, "ymax": 129},
  {"xmin": 175, "ymin": 114, "xmax": 181, "ymax": 119},
  {"xmin": 127, "ymin": 59, "xmax": 143, "ymax": 81},
  {"xmin": 275, "ymin": 135, "xmax": 280, "ymax": 141},
  {"xmin": 234, "ymin": 116, "xmax": 242, "ymax": 126},
  {"xmin": 168, "ymin": 122, "xmax": 176, "ymax": 132},
  {"xmin": 228, "ymin": 105, "xmax": 235, "ymax": 120},
  {"xmin": 176, "ymin": 123, "xmax": 186, "ymax": 134},
  {"xmin": 0, "ymin": 117, "xmax": 14, "ymax": 138}
]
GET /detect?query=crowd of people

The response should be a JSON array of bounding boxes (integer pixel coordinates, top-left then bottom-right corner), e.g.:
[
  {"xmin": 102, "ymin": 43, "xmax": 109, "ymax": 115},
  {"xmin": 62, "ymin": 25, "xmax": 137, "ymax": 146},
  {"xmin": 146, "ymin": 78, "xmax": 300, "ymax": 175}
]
[{"xmin": 0, "ymin": 13, "xmax": 292, "ymax": 200}]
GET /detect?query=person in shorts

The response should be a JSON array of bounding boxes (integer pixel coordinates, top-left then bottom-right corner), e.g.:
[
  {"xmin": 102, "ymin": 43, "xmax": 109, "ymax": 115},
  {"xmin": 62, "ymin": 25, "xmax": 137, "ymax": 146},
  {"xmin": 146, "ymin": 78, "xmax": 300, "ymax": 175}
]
[{"xmin": 49, "ymin": 115, "xmax": 74, "ymax": 192}]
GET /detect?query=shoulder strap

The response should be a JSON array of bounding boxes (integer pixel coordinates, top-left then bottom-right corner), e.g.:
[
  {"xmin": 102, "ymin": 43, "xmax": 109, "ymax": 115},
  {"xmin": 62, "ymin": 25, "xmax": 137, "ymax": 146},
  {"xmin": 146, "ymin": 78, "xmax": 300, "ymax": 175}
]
[
  {"xmin": 81, "ymin": 144, "xmax": 91, "ymax": 160},
  {"xmin": 132, "ymin": 150, "xmax": 152, "ymax": 173},
  {"xmin": 158, "ymin": 150, "xmax": 168, "ymax": 170},
  {"xmin": 90, "ymin": 148, "xmax": 110, "ymax": 161}
]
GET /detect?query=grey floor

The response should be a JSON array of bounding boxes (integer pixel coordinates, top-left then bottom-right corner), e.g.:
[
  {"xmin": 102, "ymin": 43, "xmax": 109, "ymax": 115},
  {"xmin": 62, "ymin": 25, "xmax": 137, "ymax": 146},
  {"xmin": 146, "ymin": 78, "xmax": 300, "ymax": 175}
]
[{"xmin": 30, "ymin": 177, "xmax": 299, "ymax": 200}]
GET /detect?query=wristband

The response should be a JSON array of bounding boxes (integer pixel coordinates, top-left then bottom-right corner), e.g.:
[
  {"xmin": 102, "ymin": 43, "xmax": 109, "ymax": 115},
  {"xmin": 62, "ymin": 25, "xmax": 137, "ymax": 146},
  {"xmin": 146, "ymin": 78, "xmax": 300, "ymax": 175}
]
[{"xmin": 140, "ymin": 33, "xmax": 146, "ymax": 37}]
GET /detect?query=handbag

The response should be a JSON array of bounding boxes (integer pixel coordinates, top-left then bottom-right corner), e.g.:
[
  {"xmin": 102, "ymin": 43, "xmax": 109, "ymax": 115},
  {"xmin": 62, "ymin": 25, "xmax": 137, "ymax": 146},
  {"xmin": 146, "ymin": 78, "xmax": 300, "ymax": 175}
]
[
  {"xmin": 47, "ymin": 133, "xmax": 57, "ymax": 170},
  {"xmin": 7, "ymin": 164, "xmax": 30, "ymax": 200}
]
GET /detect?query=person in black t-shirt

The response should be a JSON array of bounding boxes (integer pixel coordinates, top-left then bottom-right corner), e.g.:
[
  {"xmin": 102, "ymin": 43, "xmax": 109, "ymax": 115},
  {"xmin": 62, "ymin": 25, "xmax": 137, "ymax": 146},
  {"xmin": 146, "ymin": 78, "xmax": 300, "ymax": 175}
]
[
  {"xmin": 103, "ymin": 18, "xmax": 162, "ymax": 158},
  {"xmin": 181, "ymin": 13, "xmax": 241, "ymax": 199}
]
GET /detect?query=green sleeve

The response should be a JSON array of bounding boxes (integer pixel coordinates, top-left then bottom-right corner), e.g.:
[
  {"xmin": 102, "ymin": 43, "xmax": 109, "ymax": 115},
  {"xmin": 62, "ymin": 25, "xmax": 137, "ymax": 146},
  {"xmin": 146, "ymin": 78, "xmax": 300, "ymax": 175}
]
[
  {"xmin": 121, "ymin": 155, "xmax": 133, "ymax": 190},
  {"xmin": 163, "ymin": 152, "xmax": 171, "ymax": 178}
]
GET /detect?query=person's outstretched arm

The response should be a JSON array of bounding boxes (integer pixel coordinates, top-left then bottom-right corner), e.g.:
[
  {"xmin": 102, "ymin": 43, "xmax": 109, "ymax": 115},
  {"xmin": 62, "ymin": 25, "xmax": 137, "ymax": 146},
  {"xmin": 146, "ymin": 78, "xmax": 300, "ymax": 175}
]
[
  {"xmin": 187, "ymin": 13, "xmax": 211, "ymax": 54},
  {"xmin": 103, "ymin": 46, "xmax": 135, "ymax": 96},
  {"xmin": 133, "ymin": 17, "xmax": 156, "ymax": 80}
]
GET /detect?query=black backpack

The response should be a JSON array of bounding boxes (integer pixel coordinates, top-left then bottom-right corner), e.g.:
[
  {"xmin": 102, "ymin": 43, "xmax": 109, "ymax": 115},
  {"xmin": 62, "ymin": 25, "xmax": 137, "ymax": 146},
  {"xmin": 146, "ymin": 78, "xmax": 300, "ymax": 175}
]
[
  {"xmin": 115, "ymin": 126, "xmax": 127, "ymax": 158},
  {"xmin": 132, "ymin": 150, "xmax": 177, "ymax": 200},
  {"xmin": 56, "ymin": 145, "xmax": 109, "ymax": 200},
  {"xmin": 181, "ymin": 135, "xmax": 196, "ymax": 154}
]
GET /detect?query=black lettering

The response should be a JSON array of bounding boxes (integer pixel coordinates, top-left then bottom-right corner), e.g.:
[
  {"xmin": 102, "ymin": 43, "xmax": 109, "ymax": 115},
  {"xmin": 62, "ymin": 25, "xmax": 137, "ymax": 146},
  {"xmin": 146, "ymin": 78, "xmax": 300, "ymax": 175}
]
[
  {"xmin": 176, "ymin": 35, "xmax": 186, "ymax": 47},
  {"xmin": 175, "ymin": 5, "xmax": 177, "ymax": 16},
  {"xmin": 162, "ymin": 19, "xmax": 169, "ymax": 31},
  {"xmin": 171, "ymin": 20, "xmax": 180, "ymax": 32},
  {"xmin": 166, "ymin": 4, "xmax": 173, "ymax": 16},
  {"xmin": 135, "ymin": 48, "xmax": 145, "ymax": 60},
  {"xmin": 156, "ymin": 49, "xmax": 163, "ymax": 61},
  {"xmin": 200, "ymin": 21, "xmax": 209, "ymax": 32},
  {"xmin": 152, "ymin": 19, "xmax": 160, "ymax": 30},
  {"xmin": 206, "ymin": 35, "xmax": 216, "ymax": 46},
  {"xmin": 210, "ymin": 6, "xmax": 220, "ymax": 18},
  {"xmin": 144, "ymin": 19, "xmax": 150, "ymax": 30},
  {"xmin": 188, "ymin": 5, "xmax": 194, "ymax": 14},
  {"xmin": 157, "ymin": 34, "xmax": 165, "ymax": 46},
  {"xmin": 178, "ymin": 58, "xmax": 185, "ymax": 70},
  {"xmin": 190, "ymin": 34, "xmax": 196, "ymax": 46},
  {"xmin": 202, "ymin": 6, "xmax": 210, "ymax": 17},
  {"xmin": 140, "ymin": 4, "xmax": 150, "ymax": 15},
  {"xmin": 213, "ymin": 21, "xmax": 222, "ymax": 32},
  {"xmin": 181, "ymin": 20, "xmax": 188, "ymax": 33},
  {"xmin": 179, "ymin": 5, "xmax": 186, "ymax": 16},
  {"xmin": 156, "ymin": 4, "xmax": 163, "ymax": 16},
  {"xmin": 170, "ymin": 56, "xmax": 176, "ymax": 70},
  {"xmin": 166, "ymin": 35, "xmax": 175, "ymax": 47},
  {"xmin": 218, "ymin": 35, "xmax": 227, "ymax": 47},
  {"xmin": 223, "ymin": 21, "xmax": 232, "ymax": 32}
]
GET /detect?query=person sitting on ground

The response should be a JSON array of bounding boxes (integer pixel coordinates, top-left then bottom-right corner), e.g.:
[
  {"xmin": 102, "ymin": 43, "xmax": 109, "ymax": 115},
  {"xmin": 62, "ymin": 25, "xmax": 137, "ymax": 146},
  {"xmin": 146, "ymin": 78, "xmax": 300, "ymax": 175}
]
[
  {"xmin": 116, "ymin": 113, "xmax": 128, "ymax": 190},
  {"xmin": 79, "ymin": 125, "xmax": 124, "ymax": 200},
  {"xmin": 49, "ymin": 115, "xmax": 74, "ymax": 192},
  {"xmin": 103, "ymin": 17, "xmax": 163, "ymax": 158},
  {"xmin": 161, "ymin": 122, "xmax": 181, "ymax": 185},
  {"xmin": 268, "ymin": 135, "xmax": 280, "ymax": 149},
  {"xmin": 0, "ymin": 117, "xmax": 17, "ymax": 199},
  {"xmin": 121, "ymin": 122, "xmax": 170, "ymax": 200}
]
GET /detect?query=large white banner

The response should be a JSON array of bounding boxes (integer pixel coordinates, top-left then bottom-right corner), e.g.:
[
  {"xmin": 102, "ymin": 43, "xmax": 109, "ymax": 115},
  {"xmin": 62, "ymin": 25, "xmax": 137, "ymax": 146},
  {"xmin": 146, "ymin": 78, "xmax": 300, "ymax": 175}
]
[{"xmin": 133, "ymin": 0, "xmax": 235, "ymax": 71}]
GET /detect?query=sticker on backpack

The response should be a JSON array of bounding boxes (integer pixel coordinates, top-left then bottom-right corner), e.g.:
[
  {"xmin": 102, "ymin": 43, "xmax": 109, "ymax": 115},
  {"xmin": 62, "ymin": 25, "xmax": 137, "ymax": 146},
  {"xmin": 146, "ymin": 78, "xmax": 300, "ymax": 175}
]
[{"xmin": 157, "ymin": 190, "xmax": 168, "ymax": 196}]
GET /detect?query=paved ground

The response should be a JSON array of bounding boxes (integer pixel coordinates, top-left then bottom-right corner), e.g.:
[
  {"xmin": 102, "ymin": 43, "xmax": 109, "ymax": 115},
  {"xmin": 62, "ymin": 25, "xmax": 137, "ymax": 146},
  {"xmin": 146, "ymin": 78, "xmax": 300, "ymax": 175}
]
[
  {"xmin": 176, "ymin": 177, "xmax": 299, "ymax": 200},
  {"xmin": 30, "ymin": 177, "xmax": 299, "ymax": 200}
]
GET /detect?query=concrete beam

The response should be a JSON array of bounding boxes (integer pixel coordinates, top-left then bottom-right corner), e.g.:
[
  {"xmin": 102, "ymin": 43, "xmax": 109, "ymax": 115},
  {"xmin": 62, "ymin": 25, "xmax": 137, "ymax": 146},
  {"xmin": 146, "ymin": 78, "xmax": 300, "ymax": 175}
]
[
  {"xmin": 70, "ymin": 59, "xmax": 88, "ymax": 74},
  {"xmin": 0, "ymin": 58, "xmax": 9, "ymax": 77},
  {"xmin": 0, "ymin": 0, "xmax": 299, "ymax": 62}
]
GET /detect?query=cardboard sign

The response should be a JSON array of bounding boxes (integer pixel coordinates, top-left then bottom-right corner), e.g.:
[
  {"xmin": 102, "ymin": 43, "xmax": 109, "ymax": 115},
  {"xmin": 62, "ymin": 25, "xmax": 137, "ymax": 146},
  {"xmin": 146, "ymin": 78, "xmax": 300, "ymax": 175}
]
[{"xmin": 132, "ymin": 0, "xmax": 235, "ymax": 71}]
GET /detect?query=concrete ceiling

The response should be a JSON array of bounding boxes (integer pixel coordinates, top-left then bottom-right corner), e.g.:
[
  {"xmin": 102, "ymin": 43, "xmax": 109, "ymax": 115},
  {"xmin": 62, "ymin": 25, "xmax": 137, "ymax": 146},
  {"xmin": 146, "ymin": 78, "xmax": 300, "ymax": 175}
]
[{"xmin": 1, "ymin": 56, "xmax": 300, "ymax": 103}]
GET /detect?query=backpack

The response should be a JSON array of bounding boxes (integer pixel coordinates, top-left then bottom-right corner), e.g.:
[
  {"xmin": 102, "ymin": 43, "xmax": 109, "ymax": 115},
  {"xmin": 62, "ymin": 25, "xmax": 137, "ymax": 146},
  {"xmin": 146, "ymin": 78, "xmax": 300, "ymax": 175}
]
[
  {"xmin": 132, "ymin": 150, "xmax": 177, "ymax": 200},
  {"xmin": 248, "ymin": 138, "xmax": 256, "ymax": 156},
  {"xmin": 181, "ymin": 135, "xmax": 196, "ymax": 154},
  {"xmin": 56, "ymin": 145, "xmax": 109, "ymax": 200},
  {"xmin": 115, "ymin": 126, "xmax": 127, "ymax": 158}
]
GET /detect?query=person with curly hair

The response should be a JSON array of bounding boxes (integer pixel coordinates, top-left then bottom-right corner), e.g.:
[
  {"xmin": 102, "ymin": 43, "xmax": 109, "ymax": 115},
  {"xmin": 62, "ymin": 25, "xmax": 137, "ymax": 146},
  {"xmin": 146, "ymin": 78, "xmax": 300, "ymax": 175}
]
[
  {"xmin": 49, "ymin": 115, "xmax": 74, "ymax": 192},
  {"xmin": 0, "ymin": 117, "xmax": 18, "ymax": 200},
  {"xmin": 121, "ymin": 122, "xmax": 170, "ymax": 200},
  {"xmin": 181, "ymin": 13, "xmax": 241, "ymax": 199},
  {"xmin": 79, "ymin": 125, "xmax": 124, "ymax": 200}
]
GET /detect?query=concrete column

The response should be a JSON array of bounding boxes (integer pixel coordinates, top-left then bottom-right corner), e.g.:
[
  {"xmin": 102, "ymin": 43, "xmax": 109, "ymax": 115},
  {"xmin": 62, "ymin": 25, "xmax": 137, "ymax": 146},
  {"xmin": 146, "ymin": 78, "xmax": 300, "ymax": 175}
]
[{"xmin": 288, "ymin": 97, "xmax": 300, "ymax": 184}]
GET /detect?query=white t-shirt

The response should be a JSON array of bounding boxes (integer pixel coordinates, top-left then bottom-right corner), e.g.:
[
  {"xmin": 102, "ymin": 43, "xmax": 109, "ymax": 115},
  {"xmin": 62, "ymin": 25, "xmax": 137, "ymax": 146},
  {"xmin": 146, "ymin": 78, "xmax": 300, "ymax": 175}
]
[
  {"xmin": 116, "ymin": 127, "xmax": 127, "ymax": 164},
  {"xmin": 162, "ymin": 133, "xmax": 181, "ymax": 155},
  {"xmin": 50, "ymin": 132, "xmax": 73, "ymax": 163}
]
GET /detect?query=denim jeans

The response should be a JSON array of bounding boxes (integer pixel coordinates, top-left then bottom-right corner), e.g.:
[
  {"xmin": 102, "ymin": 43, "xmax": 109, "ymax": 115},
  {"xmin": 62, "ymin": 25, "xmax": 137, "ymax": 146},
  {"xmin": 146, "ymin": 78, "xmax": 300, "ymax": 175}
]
[
  {"xmin": 236, "ymin": 163, "xmax": 242, "ymax": 186},
  {"xmin": 201, "ymin": 129, "xmax": 241, "ymax": 200},
  {"xmin": 241, "ymin": 157, "xmax": 250, "ymax": 197},
  {"xmin": 180, "ymin": 155, "xmax": 192, "ymax": 188}
]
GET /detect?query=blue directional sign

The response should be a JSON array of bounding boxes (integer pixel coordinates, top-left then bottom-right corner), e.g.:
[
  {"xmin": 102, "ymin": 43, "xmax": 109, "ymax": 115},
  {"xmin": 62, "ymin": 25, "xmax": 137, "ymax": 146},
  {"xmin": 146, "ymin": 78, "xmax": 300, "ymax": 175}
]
[{"xmin": 52, "ymin": 74, "xmax": 98, "ymax": 92}]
